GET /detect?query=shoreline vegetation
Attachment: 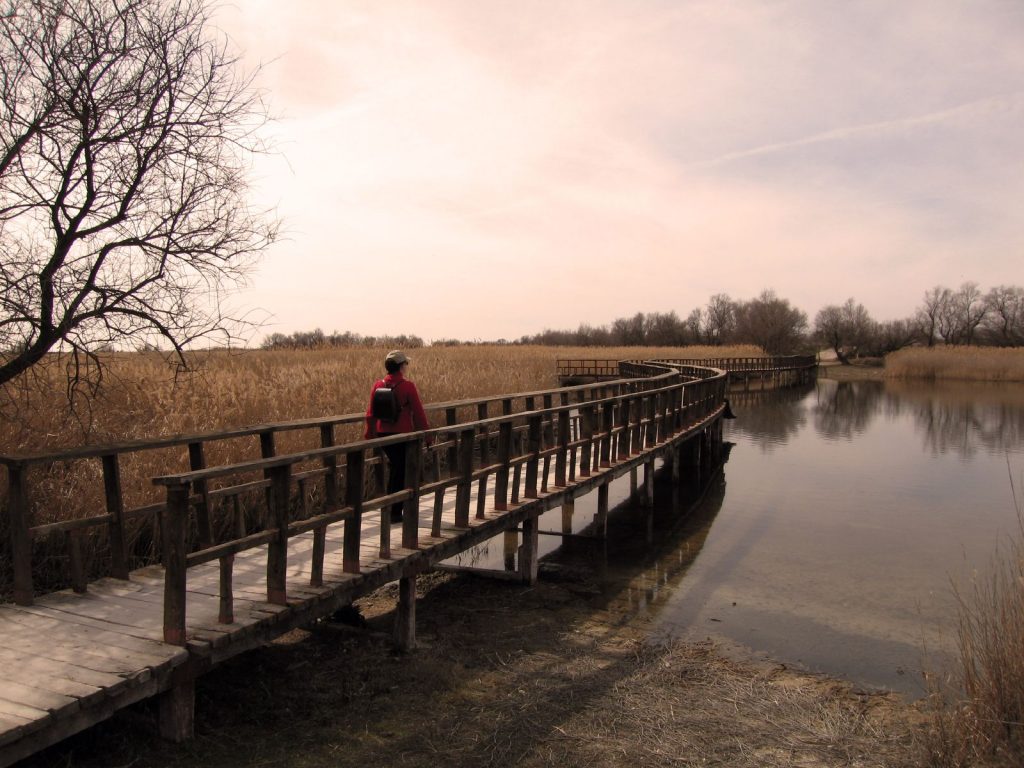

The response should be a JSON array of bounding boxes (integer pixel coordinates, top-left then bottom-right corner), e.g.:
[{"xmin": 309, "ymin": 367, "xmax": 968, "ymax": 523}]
[{"xmin": 3, "ymin": 344, "xmax": 1023, "ymax": 766}]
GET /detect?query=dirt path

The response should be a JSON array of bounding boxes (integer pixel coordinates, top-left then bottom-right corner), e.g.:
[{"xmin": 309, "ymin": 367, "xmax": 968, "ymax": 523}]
[{"xmin": 22, "ymin": 566, "xmax": 926, "ymax": 768}]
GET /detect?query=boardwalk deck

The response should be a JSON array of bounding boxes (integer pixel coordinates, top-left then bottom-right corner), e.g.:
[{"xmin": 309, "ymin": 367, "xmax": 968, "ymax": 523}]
[{"xmin": 0, "ymin": 437, "xmax": 696, "ymax": 767}]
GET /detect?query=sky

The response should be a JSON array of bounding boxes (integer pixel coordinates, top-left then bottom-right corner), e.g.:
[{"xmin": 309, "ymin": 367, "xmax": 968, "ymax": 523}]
[{"xmin": 213, "ymin": 0, "xmax": 1024, "ymax": 343}]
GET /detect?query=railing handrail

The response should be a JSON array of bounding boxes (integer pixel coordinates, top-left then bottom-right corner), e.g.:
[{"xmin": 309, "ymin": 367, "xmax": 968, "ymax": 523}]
[
  {"xmin": 0, "ymin": 365, "xmax": 706, "ymax": 467},
  {"xmin": 0, "ymin": 360, "xmax": 734, "ymax": 608}
]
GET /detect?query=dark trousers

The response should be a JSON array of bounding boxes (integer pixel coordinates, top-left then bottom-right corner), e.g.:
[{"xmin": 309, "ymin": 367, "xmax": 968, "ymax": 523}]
[{"xmin": 382, "ymin": 442, "xmax": 407, "ymax": 521}]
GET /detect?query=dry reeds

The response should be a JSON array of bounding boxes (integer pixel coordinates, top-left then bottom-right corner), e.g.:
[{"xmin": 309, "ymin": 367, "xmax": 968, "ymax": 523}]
[
  {"xmin": 886, "ymin": 347, "xmax": 1024, "ymax": 382},
  {"xmin": 921, "ymin": 470, "xmax": 1024, "ymax": 767}
]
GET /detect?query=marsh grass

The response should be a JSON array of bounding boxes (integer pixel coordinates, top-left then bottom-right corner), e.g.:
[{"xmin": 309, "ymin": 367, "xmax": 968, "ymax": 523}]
[
  {"xmin": 0, "ymin": 344, "xmax": 760, "ymax": 597},
  {"xmin": 886, "ymin": 347, "xmax": 1024, "ymax": 382},
  {"xmin": 921, "ymin": 470, "xmax": 1024, "ymax": 767}
]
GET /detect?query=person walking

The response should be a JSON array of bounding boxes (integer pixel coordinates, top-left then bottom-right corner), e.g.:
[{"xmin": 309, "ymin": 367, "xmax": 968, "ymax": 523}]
[{"xmin": 364, "ymin": 350, "xmax": 430, "ymax": 524}]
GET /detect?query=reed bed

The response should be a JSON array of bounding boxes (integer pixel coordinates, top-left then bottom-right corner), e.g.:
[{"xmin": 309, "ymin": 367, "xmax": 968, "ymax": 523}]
[
  {"xmin": 886, "ymin": 347, "xmax": 1024, "ymax": 382},
  {"xmin": 0, "ymin": 344, "xmax": 760, "ymax": 597}
]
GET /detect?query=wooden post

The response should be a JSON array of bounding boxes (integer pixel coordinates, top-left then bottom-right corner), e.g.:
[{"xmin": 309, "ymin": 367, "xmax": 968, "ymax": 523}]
[
  {"xmin": 617, "ymin": 396, "xmax": 630, "ymax": 461},
  {"xmin": 599, "ymin": 400, "xmax": 614, "ymax": 468},
  {"xmin": 267, "ymin": 464, "xmax": 291, "ymax": 605},
  {"xmin": 524, "ymin": 414, "xmax": 542, "ymax": 499},
  {"xmin": 643, "ymin": 459, "xmax": 655, "ymax": 509},
  {"xmin": 395, "ymin": 574, "xmax": 417, "ymax": 652},
  {"xmin": 101, "ymin": 453, "xmax": 130, "ymax": 580},
  {"xmin": 476, "ymin": 403, "xmax": 490, "ymax": 518},
  {"xmin": 555, "ymin": 409, "xmax": 569, "ymax": 487},
  {"xmin": 561, "ymin": 498, "xmax": 574, "ymax": 535},
  {"xmin": 454, "ymin": 428, "xmax": 475, "ymax": 527},
  {"xmin": 494, "ymin": 421, "xmax": 513, "ymax": 511},
  {"xmin": 259, "ymin": 430, "xmax": 277, "ymax": 525},
  {"xmin": 67, "ymin": 530, "xmax": 86, "ymax": 594},
  {"xmin": 579, "ymin": 404, "xmax": 594, "ymax": 477},
  {"xmin": 343, "ymin": 450, "xmax": 364, "ymax": 574},
  {"xmin": 541, "ymin": 394, "xmax": 554, "ymax": 492},
  {"xmin": 186, "ymin": 443, "xmax": 213, "ymax": 549},
  {"xmin": 219, "ymin": 555, "xmax": 234, "ymax": 624},
  {"xmin": 402, "ymin": 437, "xmax": 422, "ymax": 550},
  {"xmin": 158, "ymin": 677, "xmax": 194, "ymax": 742},
  {"xmin": 519, "ymin": 515, "xmax": 539, "ymax": 584},
  {"xmin": 321, "ymin": 424, "xmax": 339, "ymax": 509},
  {"xmin": 162, "ymin": 483, "xmax": 190, "ymax": 646},
  {"xmin": 445, "ymin": 407, "xmax": 458, "ymax": 478},
  {"xmin": 503, "ymin": 530, "xmax": 517, "ymax": 571},
  {"xmin": 7, "ymin": 463, "xmax": 34, "ymax": 605},
  {"xmin": 596, "ymin": 483, "xmax": 609, "ymax": 539}
]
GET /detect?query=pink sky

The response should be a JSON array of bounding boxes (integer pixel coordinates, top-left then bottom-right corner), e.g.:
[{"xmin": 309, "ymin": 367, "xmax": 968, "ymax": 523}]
[{"xmin": 214, "ymin": 1, "xmax": 1024, "ymax": 342}]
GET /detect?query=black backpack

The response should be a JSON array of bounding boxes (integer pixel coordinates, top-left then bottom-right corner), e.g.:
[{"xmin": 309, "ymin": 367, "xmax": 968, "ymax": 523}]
[{"xmin": 370, "ymin": 381, "xmax": 403, "ymax": 423}]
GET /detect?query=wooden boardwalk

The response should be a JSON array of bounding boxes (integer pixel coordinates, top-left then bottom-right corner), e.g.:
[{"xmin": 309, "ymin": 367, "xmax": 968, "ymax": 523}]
[{"xmin": 0, "ymin": 357, "xmax": 815, "ymax": 766}]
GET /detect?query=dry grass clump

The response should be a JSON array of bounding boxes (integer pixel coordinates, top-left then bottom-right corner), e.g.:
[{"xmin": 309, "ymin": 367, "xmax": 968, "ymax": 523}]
[
  {"xmin": 886, "ymin": 347, "xmax": 1024, "ymax": 382},
  {"xmin": 920, "ymin": 480, "xmax": 1024, "ymax": 768}
]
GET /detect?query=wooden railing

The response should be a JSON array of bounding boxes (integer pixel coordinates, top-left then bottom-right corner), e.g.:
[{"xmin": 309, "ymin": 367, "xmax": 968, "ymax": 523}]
[
  {"xmin": 147, "ymin": 362, "xmax": 726, "ymax": 644},
  {"xmin": 0, "ymin": 361, "xmax": 711, "ymax": 609},
  {"xmin": 557, "ymin": 355, "xmax": 817, "ymax": 380}
]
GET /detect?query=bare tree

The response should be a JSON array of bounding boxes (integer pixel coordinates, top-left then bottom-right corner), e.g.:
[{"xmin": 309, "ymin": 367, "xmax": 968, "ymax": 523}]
[
  {"xmin": 983, "ymin": 285, "xmax": 1024, "ymax": 346},
  {"xmin": 951, "ymin": 281, "xmax": 988, "ymax": 345},
  {"xmin": 917, "ymin": 286, "xmax": 951, "ymax": 347},
  {"xmin": 703, "ymin": 293, "xmax": 736, "ymax": 345},
  {"xmin": 814, "ymin": 298, "xmax": 874, "ymax": 364},
  {"xmin": 0, "ymin": 0, "xmax": 277, "ymax": 389},
  {"xmin": 733, "ymin": 290, "xmax": 807, "ymax": 354}
]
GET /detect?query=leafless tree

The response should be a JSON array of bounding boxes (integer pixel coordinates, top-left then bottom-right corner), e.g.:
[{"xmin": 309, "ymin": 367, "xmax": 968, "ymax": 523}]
[
  {"xmin": 917, "ymin": 286, "xmax": 951, "ymax": 346},
  {"xmin": 951, "ymin": 281, "xmax": 988, "ymax": 345},
  {"xmin": 814, "ymin": 298, "xmax": 873, "ymax": 364},
  {"xmin": 733, "ymin": 290, "xmax": 807, "ymax": 354},
  {"xmin": 0, "ymin": 0, "xmax": 277, "ymax": 390},
  {"xmin": 703, "ymin": 293, "xmax": 736, "ymax": 345},
  {"xmin": 983, "ymin": 285, "xmax": 1024, "ymax": 346}
]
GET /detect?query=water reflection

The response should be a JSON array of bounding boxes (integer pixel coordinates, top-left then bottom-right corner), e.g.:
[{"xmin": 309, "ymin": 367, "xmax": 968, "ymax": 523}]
[
  {"xmin": 726, "ymin": 385, "xmax": 811, "ymax": 449},
  {"xmin": 884, "ymin": 381, "xmax": 1024, "ymax": 458},
  {"xmin": 655, "ymin": 378, "xmax": 1024, "ymax": 696},
  {"xmin": 812, "ymin": 380, "xmax": 884, "ymax": 442},
  {"xmin": 809, "ymin": 379, "xmax": 1024, "ymax": 457}
]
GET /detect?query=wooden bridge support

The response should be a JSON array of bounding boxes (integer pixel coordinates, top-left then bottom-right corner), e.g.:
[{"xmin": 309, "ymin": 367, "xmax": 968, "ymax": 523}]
[
  {"xmin": 158, "ymin": 677, "xmax": 195, "ymax": 743},
  {"xmin": 519, "ymin": 516, "xmax": 540, "ymax": 584},
  {"xmin": 395, "ymin": 574, "xmax": 417, "ymax": 652}
]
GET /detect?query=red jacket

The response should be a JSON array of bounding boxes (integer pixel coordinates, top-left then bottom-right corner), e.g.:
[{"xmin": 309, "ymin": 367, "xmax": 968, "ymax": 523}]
[{"xmin": 364, "ymin": 373, "xmax": 430, "ymax": 438}]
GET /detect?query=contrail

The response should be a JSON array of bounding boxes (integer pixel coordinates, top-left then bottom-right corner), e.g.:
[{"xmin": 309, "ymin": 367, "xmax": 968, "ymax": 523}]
[{"xmin": 690, "ymin": 90, "xmax": 1024, "ymax": 169}]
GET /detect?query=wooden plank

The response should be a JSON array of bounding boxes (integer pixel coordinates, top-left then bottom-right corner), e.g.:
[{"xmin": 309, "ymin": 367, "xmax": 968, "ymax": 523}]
[
  {"xmin": 0, "ymin": 647, "xmax": 127, "ymax": 694},
  {"xmin": 0, "ymin": 681, "xmax": 78, "ymax": 718},
  {"xmin": 0, "ymin": 698, "xmax": 50, "ymax": 729},
  {"xmin": 0, "ymin": 664, "xmax": 104, "ymax": 707},
  {"xmin": 0, "ymin": 607, "xmax": 183, "ymax": 669},
  {"xmin": 0, "ymin": 713, "xmax": 29, "ymax": 748}
]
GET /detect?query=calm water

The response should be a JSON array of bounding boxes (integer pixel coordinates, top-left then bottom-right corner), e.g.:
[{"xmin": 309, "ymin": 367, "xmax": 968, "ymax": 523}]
[{"xmin": 451, "ymin": 377, "xmax": 1024, "ymax": 696}]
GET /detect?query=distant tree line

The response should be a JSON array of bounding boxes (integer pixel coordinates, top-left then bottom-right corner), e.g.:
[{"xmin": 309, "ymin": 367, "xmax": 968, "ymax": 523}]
[
  {"xmin": 260, "ymin": 329, "xmax": 425, "ymax": 350},
  {"xmin": 519, "ymin": 290, "xmax": 810, "ymax": 355},
  {"xmin": 815, "ymin": 282, "xmax": 1024, "ymax": 363},
  {"xmin": 258, "ymin": 282, "xmax": 1024, "ymax": 362}
]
